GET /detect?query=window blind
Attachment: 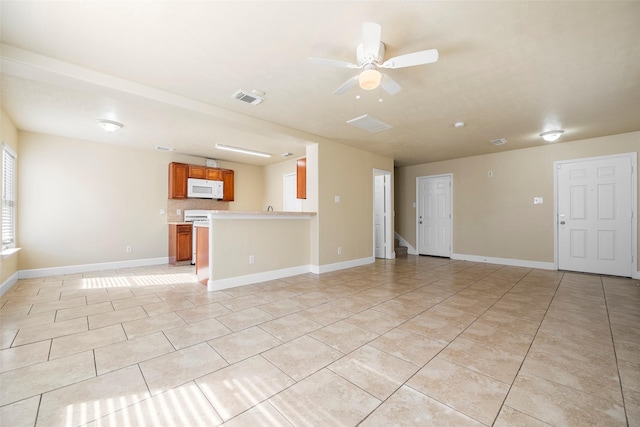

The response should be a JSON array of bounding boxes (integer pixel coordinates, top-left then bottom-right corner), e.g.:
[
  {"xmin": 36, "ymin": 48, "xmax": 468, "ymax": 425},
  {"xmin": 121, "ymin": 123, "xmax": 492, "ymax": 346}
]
[{"xmin": 2, "ymin": 145, "xmax": 16, "ymax": 249}]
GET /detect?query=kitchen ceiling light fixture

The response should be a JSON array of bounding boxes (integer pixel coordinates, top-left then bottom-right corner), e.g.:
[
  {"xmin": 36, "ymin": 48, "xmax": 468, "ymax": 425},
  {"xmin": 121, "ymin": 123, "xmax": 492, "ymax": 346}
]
[
  {"xmin": 540, "ymin": 130, "xmax": 564, "ymax": 142},
  {"xmin": 215, "ymin": 144, "xmax": 272, "ymax": 158},
  {"xmin": 358, "ymin": 67, "xmax": 382, "ymax": 90},
  {"xmin": 97, "ymin": 119, "xmax": 123, "ymax": 133}
]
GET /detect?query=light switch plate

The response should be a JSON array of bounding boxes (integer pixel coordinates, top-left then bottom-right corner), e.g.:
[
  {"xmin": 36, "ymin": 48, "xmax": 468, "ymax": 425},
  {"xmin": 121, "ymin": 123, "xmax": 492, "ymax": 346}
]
[{"xmin": 335, "ymin": 195, "xmax": 340, "ymax": 203}]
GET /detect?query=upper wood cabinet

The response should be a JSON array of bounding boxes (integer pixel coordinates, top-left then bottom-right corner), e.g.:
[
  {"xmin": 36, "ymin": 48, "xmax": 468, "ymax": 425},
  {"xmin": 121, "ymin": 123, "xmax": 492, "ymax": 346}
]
[
  {"xmin": 168, "ymin": 162, "xmax": 188, "ymax": 199},
  {"xmin": 222, "ymin": 170, "xmax": 234, "ymax": 201},
  {"xmin": 206, "ymin": 168, "xmax": 223, "ymax": 181},
  {"xmin": 168, "ymin": 162, "xmax": 234, "ymax": 200},
  {"xmin": 296, "ymin": 158, "xmax": 307, "ymax": 199},
  {"xmin": 188, "ymin": 165, "xmax": 206, "ymax": 179}
]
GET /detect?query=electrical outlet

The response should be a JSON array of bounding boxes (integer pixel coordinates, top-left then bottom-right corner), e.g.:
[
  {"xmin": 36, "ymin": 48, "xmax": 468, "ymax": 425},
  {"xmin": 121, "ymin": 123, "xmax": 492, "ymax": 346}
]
[
  {"xmin": 338, "ymin": 246, "xmax": 342, "ymax": 255},
  {"xmin": 249, "ymin": 255, "xmax": 255, "ymax": 264},
  {"xmin": 126, "ymin": 245, "xmax": 132, "ymax": 253},
  {"xmin": 177, "ymin": 208, "xmax": 182, "ymax": 216},
  {"xmin": 160, "ymin": 208, "xmax": 166, "ymax": 215}
]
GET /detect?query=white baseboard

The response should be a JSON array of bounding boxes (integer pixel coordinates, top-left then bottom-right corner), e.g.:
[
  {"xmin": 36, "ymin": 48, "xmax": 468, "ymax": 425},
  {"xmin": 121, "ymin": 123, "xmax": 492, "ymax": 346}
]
[
  {"xmin": 394, "ymin": 232, "xmax": 418, "ymax": 255},
  {"xmin": 18, "ymin": 257, "xmax": 170, "ymax": 279},
  {"xmin": 451, "ymin": 253, "xmax": 555, "ymax": 270},
  {"xmin": 311, "ymin": 256, "xmax": 375, "ymax": 275},
  {"xmin": 208, "ymin": 265, "xmax": 311, "ymax": 291},
  {"xmin": 0, "ymin": 271, "xmax": 19, "ymax": 297}
]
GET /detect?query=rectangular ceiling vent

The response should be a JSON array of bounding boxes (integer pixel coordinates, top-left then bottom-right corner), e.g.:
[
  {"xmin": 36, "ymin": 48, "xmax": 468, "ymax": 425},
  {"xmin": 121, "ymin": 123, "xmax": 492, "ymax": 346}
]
[
  {"xmin": 232, "ymin": 90, "xmax": 264, "ymax": 105},
  {"xmin": 490, "ymin": 138, "xmax": 508, "ymax": 146},
  {"xmin": 346, "ymin": 114, "xmax": 393, "ymax": 133}
]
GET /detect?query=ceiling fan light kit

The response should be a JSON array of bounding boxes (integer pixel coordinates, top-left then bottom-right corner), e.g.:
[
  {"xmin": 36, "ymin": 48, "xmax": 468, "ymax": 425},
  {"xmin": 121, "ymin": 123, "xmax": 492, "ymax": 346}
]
[
  {"xmin": 309, "ymin": 22, "xmax": 438, "ymax": 96},
  {"xmin": 359, "ymin": 68, "xmax": 382, "ymax": 90}
]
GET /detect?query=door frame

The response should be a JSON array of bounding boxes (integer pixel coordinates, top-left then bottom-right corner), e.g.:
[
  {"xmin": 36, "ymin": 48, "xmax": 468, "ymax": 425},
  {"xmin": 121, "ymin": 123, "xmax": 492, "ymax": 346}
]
[
  {"xmin": 553, "ymin": 152, "xmax": 637, "ymax": 277},
  {"xmin": 416, "ymin": 173, "xmax": 453, "ymax": 256},
  {"xmin": 373, "ymin": 169, "xmax": 393, "ymax": 259}
]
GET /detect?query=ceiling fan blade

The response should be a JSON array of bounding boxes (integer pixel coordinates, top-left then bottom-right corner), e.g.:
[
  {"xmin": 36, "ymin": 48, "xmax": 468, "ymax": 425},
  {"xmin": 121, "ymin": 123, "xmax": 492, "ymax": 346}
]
[
  {"xmin": 362, "ymin": 22, "xmax": 382, "ymax": 57},
  {"xmin": 333, "ymin": 76, "xmax": 359, "ymax": 95},
  {"xmin": 308, "ymin": 57, "xmax": 360, "ymax": 69},
  {"xmin": 380, "ymin": 73, "xmax": 402, "ymax": 95},
  {"xmin": 381, "ymin": 49, "xmax": 439, "ymax": 69}
]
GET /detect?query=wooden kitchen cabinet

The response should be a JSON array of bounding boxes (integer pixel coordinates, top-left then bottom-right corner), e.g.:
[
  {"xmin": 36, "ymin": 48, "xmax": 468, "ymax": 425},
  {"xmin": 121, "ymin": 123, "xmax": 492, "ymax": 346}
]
[
  {"xmin": 168, "ymin": 162, "xmax": 234, "ymax": 200},
  {"xmin": 222, "ymin": 170, "xmax": 235, "ymax": 201},
  {"xmin": 168, "ymin": 224, "xmax": 192, "ymax": 264},
  {"xmin": 168, "ymin": 162, "xmax": 188, "ymax": 199},
  {"xmin": 296, "ymin": 157, "xmax": 307, "ymax": 199},
  {"xmin": 206, "ymin": 168, "xmax": 223, "ymax": 180},
  {"xmin": 196, "ymin": 225, "xmax": 209, "ymax": 285},
  {"xmin": 188, "ymin": 165, "xmax": 206, "ymax": 179}
]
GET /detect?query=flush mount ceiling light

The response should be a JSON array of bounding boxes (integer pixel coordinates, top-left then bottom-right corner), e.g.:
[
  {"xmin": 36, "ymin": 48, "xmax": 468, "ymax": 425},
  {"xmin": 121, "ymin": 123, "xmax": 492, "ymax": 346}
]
[
  {"xmin": 215, "ymin": 144, "xmax": 271, "ymax": 158},
  {"xmin": 540, "ymin": 130, "xmax": 564, "ymax": 142},
  {"xmin": 358, "ymin": 67, "xmax": 382, "ymax": 90},
  {"xmin": 97, "ymin": 119, "xmax": 123, "ymax": 133}
]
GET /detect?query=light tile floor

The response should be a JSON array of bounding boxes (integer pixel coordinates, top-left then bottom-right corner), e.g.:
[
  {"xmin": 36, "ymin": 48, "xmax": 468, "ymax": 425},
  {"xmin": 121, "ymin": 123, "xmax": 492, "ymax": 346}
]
[{"xmin": 0, "ymin": 256, "xmax": 638, "ymax": 426}]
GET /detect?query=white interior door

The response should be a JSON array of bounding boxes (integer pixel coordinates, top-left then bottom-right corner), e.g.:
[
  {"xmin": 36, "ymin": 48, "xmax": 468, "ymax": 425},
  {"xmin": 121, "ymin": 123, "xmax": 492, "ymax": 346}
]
[
  {"xmin": 418, "ymin": 175, "xmax": 452, "ymax": 257},
  {"xmin": 283, "ymin": 173, "xmax": 302, "ymax": 212},
  {"xmin": 557, "ymin": 154, "xmax": 634, "ymax": 276},
  {"xmin": 374, "ymin": 174, "xmax": 386, "ymax": 258}
]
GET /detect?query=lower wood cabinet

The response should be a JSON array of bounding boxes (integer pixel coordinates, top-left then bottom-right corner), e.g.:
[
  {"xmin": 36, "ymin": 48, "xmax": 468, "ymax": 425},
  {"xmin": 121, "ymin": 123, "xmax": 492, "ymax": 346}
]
[
  {"xmin": 196, "ymin": 226, "xmax": 209, "ymax": 285},
  {"xmin": 168, "ymin": 224, "xmax": 192, "ymax": 264}
]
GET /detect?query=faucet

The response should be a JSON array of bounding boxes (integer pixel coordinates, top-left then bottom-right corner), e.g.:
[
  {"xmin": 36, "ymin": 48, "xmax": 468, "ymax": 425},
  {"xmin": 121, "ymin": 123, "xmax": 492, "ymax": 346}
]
[{"xmin": 267, "ymin": 205, "xmax": 273, "ymax": 212}]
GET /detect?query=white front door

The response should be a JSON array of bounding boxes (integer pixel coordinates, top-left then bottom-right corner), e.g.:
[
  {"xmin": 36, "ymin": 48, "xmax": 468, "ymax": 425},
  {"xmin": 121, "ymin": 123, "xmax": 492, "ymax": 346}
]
[
  {"xmin": 557, "ymin": 154, "xmax": 634, "ymax": 276},
  {"xmin": 283, "ymin": 173, "xmax": 302, "ymax": 212},
  {"xmin": 374, "ymin": 174, "xmax": 386, "ymax": 258},
  {"xmin": 417, "ymin": 174, "xmax": 452, "ymax": 257}
]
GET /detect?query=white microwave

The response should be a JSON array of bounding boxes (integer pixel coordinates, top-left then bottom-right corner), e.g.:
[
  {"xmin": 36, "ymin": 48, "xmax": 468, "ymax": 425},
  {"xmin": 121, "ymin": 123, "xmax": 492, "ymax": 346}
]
[{"xmin": 187, "ymin": 178, "xmax": 224, "ymax": 199}]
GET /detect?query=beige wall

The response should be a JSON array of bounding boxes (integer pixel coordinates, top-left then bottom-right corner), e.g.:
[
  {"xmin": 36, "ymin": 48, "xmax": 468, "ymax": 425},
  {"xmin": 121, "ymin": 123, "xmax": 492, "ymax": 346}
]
[
  {"xmin": 210, "ymin": 218, "xmax": 310, "ymax": 280},
  {"xmin": 17, "ymin": 131, "xmax": 263, "ymax": 271},
  {"xmin": 317, "ymin": 140, "xmax": 394, "ymax": 265},
  {"xmin": 1, "ymin": 109, "xmax": 19, "ymax": 283},
  {"xmin": 395, "ymin": 132, "xmax": 640, "ymax": 270}
]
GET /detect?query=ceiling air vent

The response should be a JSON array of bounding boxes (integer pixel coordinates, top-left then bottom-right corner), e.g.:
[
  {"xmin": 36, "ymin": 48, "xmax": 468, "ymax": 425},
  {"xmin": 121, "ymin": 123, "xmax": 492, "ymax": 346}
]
[
  {"xmin": 346, "ymin": 114, "xmax": 393, "ymax": 133},
  {"xmin": 490, "ymin": 138, "xmax": 508, "ymax": 146},
  {"xmin": 232, "ymin": 90, "xmax": 264, "ymax": 105}
]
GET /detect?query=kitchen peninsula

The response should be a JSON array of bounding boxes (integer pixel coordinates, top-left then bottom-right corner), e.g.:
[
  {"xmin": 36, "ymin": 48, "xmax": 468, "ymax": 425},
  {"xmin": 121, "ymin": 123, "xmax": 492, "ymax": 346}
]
[{"xmin": 195, "ymin": 210, "xmax": 316, "ymax": 291}]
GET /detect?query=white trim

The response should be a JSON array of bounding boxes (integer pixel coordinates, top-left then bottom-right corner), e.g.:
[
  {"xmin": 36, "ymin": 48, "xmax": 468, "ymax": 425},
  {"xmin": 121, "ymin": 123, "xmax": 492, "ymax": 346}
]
[
  {"xmin": 1, "ymin": 247, "xmax": 21, "ymax": 258},
  {"xmin": 451, "ymin": 253, "xmax": 555, "ymax": 270},
  {"xmin": 554, "ymin": 152, "xmax": 637, "ymax": 278},
  {"xmin": 208, "ymin": 265, "xmax": 311, "ymax": 291},
  {"xmin": 395, "ymin": 232, "xmax": 418, "ymax": 255},
  {"xmin": 18, "ymin": 257, "xmax": 169, "ymax": 279},
  {"xmin": 311, "ymin": 256, "xmax": 375, "ymax": 275},
  {"xmin": 0, "ymin": 271, "xmax": 19, "ymax": 297}
]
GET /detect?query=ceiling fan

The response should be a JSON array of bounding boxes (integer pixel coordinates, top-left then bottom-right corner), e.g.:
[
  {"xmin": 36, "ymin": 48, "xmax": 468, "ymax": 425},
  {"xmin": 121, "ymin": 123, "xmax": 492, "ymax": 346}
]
[{"xmin": 309, "ymin": 22, "xmax": 439, "ymax": 96}]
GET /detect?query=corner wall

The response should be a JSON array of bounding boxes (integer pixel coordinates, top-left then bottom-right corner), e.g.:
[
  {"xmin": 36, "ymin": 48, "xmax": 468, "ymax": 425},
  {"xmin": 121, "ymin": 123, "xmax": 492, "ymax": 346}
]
[
  {"xmin": 317, "ymin": 140, "xmax": 394, "ymax": 268},
  {"xmin": 395, "ymin": 132, "xmax": 640, "ymax": 271}
]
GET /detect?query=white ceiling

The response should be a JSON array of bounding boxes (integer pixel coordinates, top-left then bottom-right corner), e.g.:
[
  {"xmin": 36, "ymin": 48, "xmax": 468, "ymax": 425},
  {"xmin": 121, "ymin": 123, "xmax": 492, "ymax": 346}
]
[{"xmin": 1, "ymin": 1, "xmax": 639, "ymax": 167}]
